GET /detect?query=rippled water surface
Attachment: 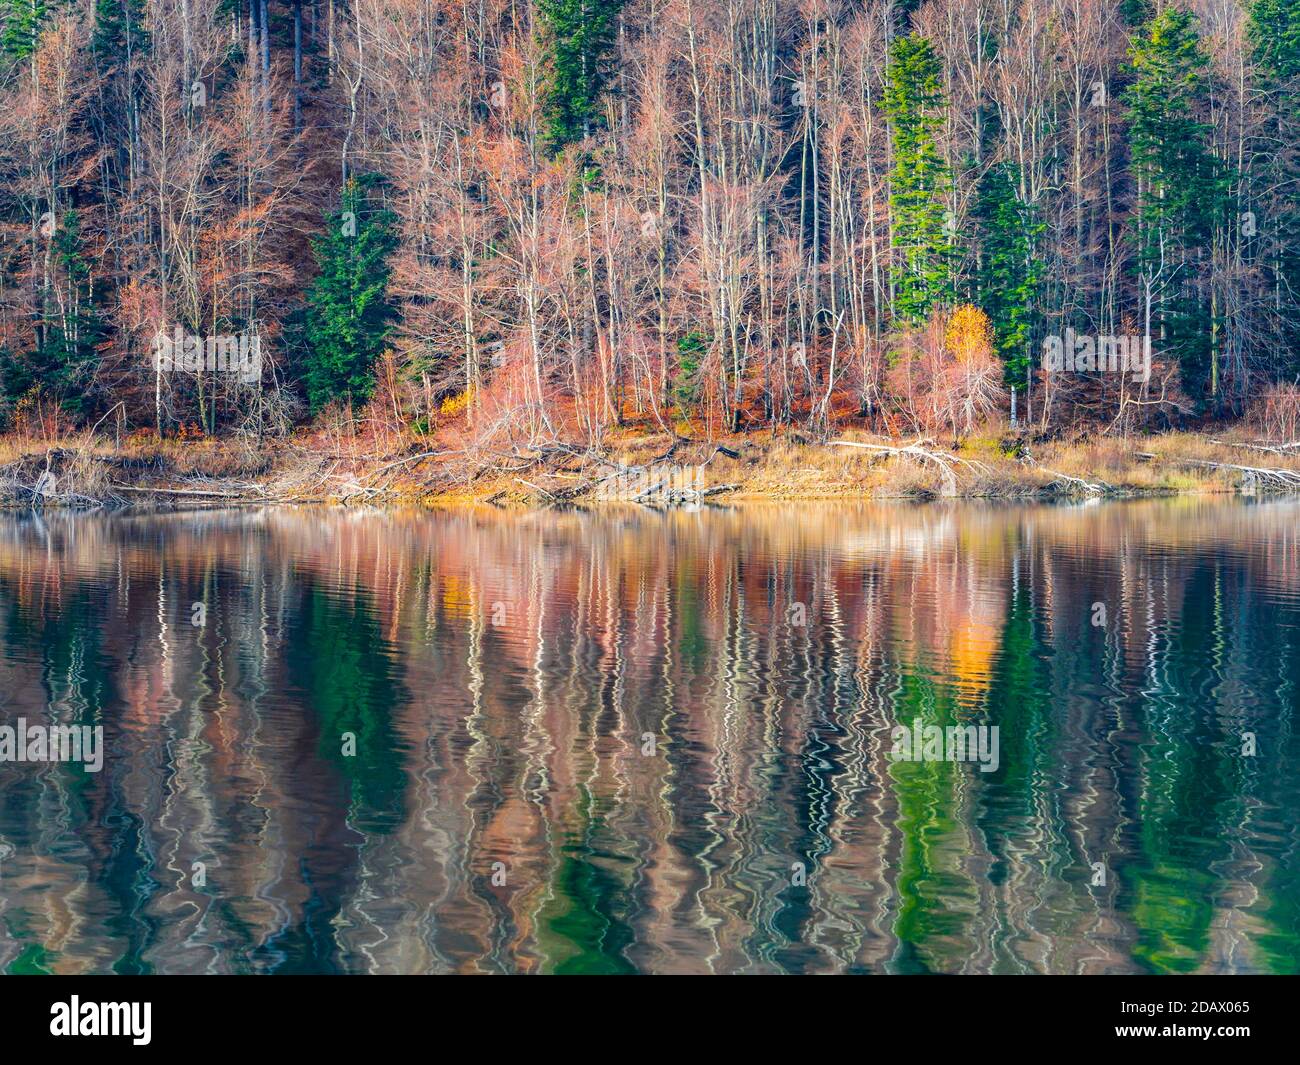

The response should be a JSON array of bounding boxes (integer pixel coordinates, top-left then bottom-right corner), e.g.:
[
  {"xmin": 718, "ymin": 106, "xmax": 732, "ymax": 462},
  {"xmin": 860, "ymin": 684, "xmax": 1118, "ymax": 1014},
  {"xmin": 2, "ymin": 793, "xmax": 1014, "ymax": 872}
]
[{"xmin": 1, "ymin": 500, "xmax": 1298, "ymax": 974}]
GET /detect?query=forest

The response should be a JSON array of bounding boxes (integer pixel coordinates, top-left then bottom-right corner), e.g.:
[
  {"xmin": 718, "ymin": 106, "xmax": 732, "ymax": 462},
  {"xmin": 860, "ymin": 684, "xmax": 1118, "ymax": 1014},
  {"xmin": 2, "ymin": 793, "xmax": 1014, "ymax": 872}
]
[{"xmin": 1, "ymin": 0, "xmax": 1299, "ymax": 462}]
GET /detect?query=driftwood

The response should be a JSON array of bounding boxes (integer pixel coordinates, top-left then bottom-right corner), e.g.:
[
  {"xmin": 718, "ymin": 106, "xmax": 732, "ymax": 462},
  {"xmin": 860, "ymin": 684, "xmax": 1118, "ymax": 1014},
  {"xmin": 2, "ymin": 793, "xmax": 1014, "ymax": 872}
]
[
  {"xmin": 635, "ymin": 481, "xmax": 739, "ymax": 505},
  {"xmin": 0, "ymin": 456, "xmax": 103, "ymax": 508},
  {"xmin": 2, "ymin": 479, "xmax": 104, "ymax": 508},
  {"xmin": 531, "ymin": 443, "xmax": 741, "ymax": 504},
  {"xmin": 1140, "ymin": 453, "xmax": 1300, "ymax": 491},
  {"xmin": 111, "ymin": 483, "xmax": 262, "ymax": 499},
  {"xmin": 363, "ymin": 450, "xmax": 445, "ymax": 482},
  {"xmin": 829, "ymin": 439, "xmax": 988, "ymax": 497},
  {"xmin": 1210, "ymin": 439, "xmax": 1300, "ymax": 457},
  {"xmin": 631, "ymin": 479, "xmax": 668, "ymax": 501},
  {"xmin": 517, "ymin": 478, "xmax": 562, "ymax": 504},
  {"xmin": 1034, "ymin": 467, "xmax": 1114, "ymax": 496},
  {"xmin": 1182, "ymin": 459, "xmax": 1300, "ymax": 490}
]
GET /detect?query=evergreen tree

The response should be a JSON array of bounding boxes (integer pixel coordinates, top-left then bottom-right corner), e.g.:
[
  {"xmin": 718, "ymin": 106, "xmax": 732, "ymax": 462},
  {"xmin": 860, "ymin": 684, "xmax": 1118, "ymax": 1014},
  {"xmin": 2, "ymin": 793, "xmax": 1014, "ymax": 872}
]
[
  {"xmin": 1, "ymin": 209, "xmax": 105, "ymax": 416},
  {"xmin": 91, "ymin": 0, "xmax": 149, "ymax": 68},
  {"xmin": 536, "ymin": 0, "xmax": 625, "ymax": 153},
  {"xmin": 302, "ymin": 177, "xmax": 399, "ymax": 414},
  {"xmin": 1125, "ymin": 7, "xmax": 1228, "ymax": 402},
  {"xmin": 1249, "ymin": 0, "xmax": 1300, "ymax": 78},
  {"xmin": 671, "ymin": 331, "xmax": 707, "ymax": 415},
  {"xmin": 974, "ymin": 163, "xmax": 1043, "ymax": 390},
  {"xmin": 0, "ymin": 0, "xmax": 46, "ymax": 62},
  {"xmin": 1118, "ymin": 0, "xmax": 1153, "ymax": 27},
  {"xmin": 1248, "ymin": 0, "xmax": 1300, "ymax": 374},
  {"xmin": 883, "ymin": 33, "xmax": 956, "ymax": 324}
]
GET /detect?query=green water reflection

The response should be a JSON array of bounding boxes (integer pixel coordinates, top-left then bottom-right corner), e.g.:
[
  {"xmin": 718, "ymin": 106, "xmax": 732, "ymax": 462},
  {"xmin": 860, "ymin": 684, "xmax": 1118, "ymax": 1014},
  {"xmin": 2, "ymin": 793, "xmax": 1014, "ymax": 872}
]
[{"xmin": 0, "ymin": 500, "xmax": 1297, "ymax": 973}]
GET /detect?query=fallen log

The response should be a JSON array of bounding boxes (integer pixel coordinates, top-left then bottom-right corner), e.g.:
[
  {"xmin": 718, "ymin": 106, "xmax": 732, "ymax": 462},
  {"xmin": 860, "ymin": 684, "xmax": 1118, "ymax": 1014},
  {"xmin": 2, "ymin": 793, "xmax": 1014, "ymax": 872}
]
[
  {"xmin": 1210, "ymin": 439, "xmax": 1300, "ymax": 459},
  {"xmin": 829, "ymin": 439, "xmax": 987, "ymax": 497},
  {"xmin": 111, "ymin": 483, "xmax": 260, "ymax": 498},
  {"xmin": 363, "ymin": 450, "xmax": 445, "ymax": 481},
  {"xmin": 1034, "ymin": 467, "xmax": 1113, "ymax": 496},
  {"xmin": 1146, "ymin": 456, "xmax": 1300, "ymax": 491},
  {"xmin": 517, "ymin": 478, "xmax": 562, "ymax": 504},
  {"xmin": 634, "ymin": 482, "xmax": 739, "ymax": 506},
  {"xmin": 632, "ymin": 479, "xmax": 668, "ymax": 502}
]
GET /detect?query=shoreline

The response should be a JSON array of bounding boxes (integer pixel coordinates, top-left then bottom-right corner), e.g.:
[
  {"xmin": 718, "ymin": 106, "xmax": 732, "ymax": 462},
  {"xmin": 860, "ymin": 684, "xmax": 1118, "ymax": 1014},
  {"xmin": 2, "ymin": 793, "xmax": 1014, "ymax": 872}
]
[{"xmin": 2, "ymin": 428, "xmax": 1298, "ymax": 510}]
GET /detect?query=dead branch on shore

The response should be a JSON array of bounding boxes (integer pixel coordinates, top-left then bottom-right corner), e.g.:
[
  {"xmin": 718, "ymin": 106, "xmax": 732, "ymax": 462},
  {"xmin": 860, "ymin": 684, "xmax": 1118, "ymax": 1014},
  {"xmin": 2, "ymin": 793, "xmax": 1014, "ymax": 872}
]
[
  {"xmin": 632, "ymin": 481, "xmax": 739, "ymax": 505},
  {"xmin": 1032, "ymin": 467, "xmax": 1114, "ymax": 496},
  {"xmin": 0, "ymin": 454, "xmax": 105, "ymax": 508},
  {"xmin": 491, "ymin": 439, "xmax": 743, "ymax": 505},
  {"xmin": 111, "ymin": 484, "xmax": 261, "ymax": 499},
  {"xmin": 517, "ymin": 478, "xmax": 562, "ymax": 504},
  {"xmin": 363, "ymin": 450, "xmax": 447, "ymax": 481},
  {"xmin": 1137, "ymin": 452, "xmax": 1300, "ymax": 491},
  {"xmin": 828, "ymin": 439, "xmax": 989, "ymax": 497},
  {"xmin": 1, "ymin": 476, "xmax": 105, "ymax": 508},
  {"xmin": 1210, "ymin": 439, "xmax": 1300, "ymax": 458}
]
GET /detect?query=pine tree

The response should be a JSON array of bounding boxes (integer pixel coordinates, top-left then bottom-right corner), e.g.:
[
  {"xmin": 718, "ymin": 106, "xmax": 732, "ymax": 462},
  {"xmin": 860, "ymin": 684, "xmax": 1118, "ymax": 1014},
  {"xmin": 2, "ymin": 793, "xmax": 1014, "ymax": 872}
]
[
  {"xmin": 0, "ymin": 0, "xmax": 46, "ymax": 62},
  {"xmin": 536, "ymin": 0, "xmax": 625, "ymax": 153},
  {"xmin": 1118, "ymin": 0, "xmax": 1153, "ymax": 26},
  {"xmin": 974, "ymin": 162, "xmax": 1043, "ymax": 390},
  {"xmin": 1, "ymin": 209, "xmax": 105, "ymax": 416},
  {"xmin": 1248, "ymin": 0, "xmax": 1300, "ymax": 375},
  {"xmin": 1125, "ymin": 7, "xmax": 1228, "ymax": 402},
  {"xmin": 1249, "ymin": 0, "xmax": 1300, "ymax": 78},
  {"xmin": 302, "ymin": 177, "xmax": 399, "ymax": 414},
  {"xmin": 672, "ymin": 331, "xmax": 707, "ymax": 416},
  {"xmin": 883, "ymin": 33, "xmax": 956, "ymax": 325},
  {"xmin": 91, "ymin": 0, "xmax": 149, "ymax": 69}
]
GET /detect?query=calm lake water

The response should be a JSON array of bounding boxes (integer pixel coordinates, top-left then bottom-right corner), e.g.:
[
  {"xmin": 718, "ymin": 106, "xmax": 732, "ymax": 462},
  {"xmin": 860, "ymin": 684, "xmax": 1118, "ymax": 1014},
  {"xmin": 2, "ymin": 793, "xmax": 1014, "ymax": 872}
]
[{"xmin": 0, "ymin": 500, "xmax": 1298, "ymax": 974}]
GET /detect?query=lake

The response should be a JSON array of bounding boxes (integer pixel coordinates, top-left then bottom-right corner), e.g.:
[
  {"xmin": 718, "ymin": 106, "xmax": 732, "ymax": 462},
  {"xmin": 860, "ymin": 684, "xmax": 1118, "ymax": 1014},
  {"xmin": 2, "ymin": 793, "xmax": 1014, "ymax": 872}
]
[{"xmin": 0, "ymin": 500, "xmax": 1297, "ymax": 974}]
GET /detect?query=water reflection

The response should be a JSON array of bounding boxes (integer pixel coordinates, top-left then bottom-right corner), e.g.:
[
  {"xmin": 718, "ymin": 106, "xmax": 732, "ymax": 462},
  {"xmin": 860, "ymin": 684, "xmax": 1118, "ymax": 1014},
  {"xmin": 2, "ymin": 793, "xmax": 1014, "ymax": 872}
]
[{"xmin": 0, "ymin": 500, "xmax": 1297, "ymax": 973}]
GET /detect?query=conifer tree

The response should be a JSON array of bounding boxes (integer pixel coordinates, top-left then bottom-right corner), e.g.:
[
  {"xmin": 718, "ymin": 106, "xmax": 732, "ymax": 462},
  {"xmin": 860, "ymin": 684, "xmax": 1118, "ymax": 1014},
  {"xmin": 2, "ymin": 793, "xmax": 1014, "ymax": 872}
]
[
  {"xmin": 974, "ymin": 162, "xmax": 1043, "ymax": 391},
  {"xmin": 1250, "ymin": 0, "xmax": 1300, "ymax": 77},
  {"xmin": 1, "ymin": 209, "xmax": 104, "ymax": 415},
  {"xmin": 0, "ymin": 0, "xmax": 46, "ymax": 62},
  {"xmin": 302, "ymin": 177, "xmax": 399, "ymax": 414},
  {"xmin": 91, "ymin": 0, "xmax": 148, "ymax": 68},
  {"xmin": 883, "ymin": 33, "xmax": 955, "ymax": 324},
  {"xmin": 536, "ymin": 0, "xmax": 625, "ymax": 152},
  {"xmin": 1248, "ymin": 0, "xmax": 1300, "ymax": 374},
  {"xmin": 1125, "ymin": 7, "xmax": 1228, "ymax": 401}
]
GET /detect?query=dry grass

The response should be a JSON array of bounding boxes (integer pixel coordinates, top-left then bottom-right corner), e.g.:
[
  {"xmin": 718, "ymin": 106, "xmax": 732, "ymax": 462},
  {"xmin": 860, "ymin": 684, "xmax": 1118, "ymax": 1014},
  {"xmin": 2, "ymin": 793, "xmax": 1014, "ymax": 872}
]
[
  {"xmin": 5, "ymin": 424, "xmax": 1300, "ymax": 508},
  {"xmin": 321, "ymin": 426, "xmax": 1300, "ymax": 505},
  {"xmin": 582, "ymin": 428, "xmax": 1300, "ymax": 502},
  {"xmin": 0, "ymin": 431, "xmax": 276, "ymax": 507},
  {"xmin": 1035, "ymin": 432, "xmax": 1300, "ymax": 494}
]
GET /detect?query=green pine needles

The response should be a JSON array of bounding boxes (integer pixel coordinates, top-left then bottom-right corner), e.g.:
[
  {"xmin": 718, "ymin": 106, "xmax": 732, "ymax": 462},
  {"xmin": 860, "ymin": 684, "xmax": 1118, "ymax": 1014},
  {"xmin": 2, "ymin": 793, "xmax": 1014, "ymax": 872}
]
[
  {"xmin": 537, "ymin": 0, "xmax": 626, "ymax": 153},
  {"xmin": 302, "ymin": 176, "xmax": 399, "ymax": 415},
  {"xmin": 974, "ymin": 162, "xmax": 1043, "ymax": 390},
  {"xmin": 883, "ymin": 33, "xmax": 956, "ymax": 325},
  {"xmin": 1124, "ymin": 6, "xmax": 1230, "ymax": 401}
]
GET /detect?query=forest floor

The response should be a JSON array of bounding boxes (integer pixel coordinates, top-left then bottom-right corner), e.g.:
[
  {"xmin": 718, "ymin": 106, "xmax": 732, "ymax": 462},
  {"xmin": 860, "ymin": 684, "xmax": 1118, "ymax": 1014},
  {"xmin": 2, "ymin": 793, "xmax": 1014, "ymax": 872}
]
[{"xmin": 3, "ymin": 426, "xmax": 1300, "ymax": 509}]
